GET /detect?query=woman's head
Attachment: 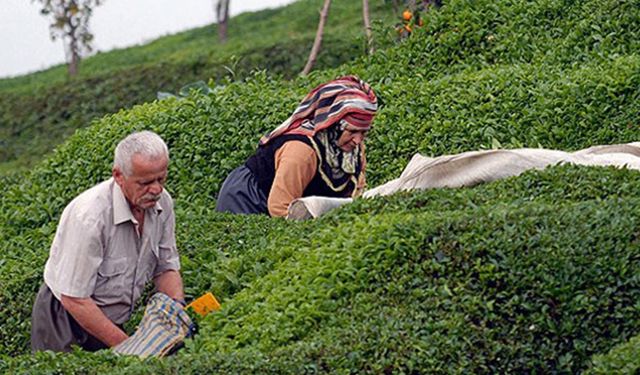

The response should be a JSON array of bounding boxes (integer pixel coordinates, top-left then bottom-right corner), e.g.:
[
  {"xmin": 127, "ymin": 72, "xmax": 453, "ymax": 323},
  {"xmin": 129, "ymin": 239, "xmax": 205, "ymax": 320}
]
[
  {"xmin": 260, "ymin": 76, "xmax": 378, "ymax": 145},
  {"xmin": 335, "ymin": 116, "xmax": 369, "ymax": 152}
]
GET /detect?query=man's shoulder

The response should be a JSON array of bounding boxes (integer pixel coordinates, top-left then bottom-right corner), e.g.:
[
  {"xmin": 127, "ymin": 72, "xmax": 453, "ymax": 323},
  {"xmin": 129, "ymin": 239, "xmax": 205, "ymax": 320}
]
[
  {"xmin": 159, "ymin": 189, "xmax": 174, "ymax": 211},
  {"xmin": 63, "ymin": 179, "xmax": 113, "ymax": 221},
  {"xmin": 72, "ymin": 178, "xmax": 112, "ymax": 202}
]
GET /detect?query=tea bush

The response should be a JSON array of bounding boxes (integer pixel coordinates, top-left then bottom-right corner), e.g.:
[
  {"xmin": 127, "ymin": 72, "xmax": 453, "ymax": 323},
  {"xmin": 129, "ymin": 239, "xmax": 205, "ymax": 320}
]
[
  {"xmin": 3, "ymin": 166, "xmax": 640, "ymax": 373},
  {"xmin": 587, "ymin": 333, "xmax": 640, "ymax": 374},
  {"xmin": 1, "ymin": 0, "xmax": 640, "ymax": 372}
]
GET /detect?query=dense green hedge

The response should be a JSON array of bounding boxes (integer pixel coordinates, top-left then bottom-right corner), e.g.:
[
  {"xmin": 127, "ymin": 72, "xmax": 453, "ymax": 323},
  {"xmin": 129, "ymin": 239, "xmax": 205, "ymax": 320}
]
[
  {"xmin": 587, "ymin": 333, "xmax": 640, "ymax": 374},
  {"xmin": 1, "ymin": 0, "xmax": 640, "ymax": 372},
  {"xmin": 2, "ymin": 166, "xmax": 640, "ymax": 373}
]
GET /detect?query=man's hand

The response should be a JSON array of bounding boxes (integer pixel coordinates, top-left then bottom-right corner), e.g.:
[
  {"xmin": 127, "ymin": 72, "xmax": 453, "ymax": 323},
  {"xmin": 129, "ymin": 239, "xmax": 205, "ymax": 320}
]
[
  {"xmin": 60, "ymin": 295, "xmax": 129, "ymax": 347},
  {"xmin": 154, "ymin": 270, "xmax": 184, "ymax": 303}
]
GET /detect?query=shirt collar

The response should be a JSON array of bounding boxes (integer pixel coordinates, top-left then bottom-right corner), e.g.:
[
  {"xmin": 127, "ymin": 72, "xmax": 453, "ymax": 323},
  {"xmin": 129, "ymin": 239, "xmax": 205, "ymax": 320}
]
[{"xmin": 111, "ymin": 178, "xmax": 163, "ymax": 225}]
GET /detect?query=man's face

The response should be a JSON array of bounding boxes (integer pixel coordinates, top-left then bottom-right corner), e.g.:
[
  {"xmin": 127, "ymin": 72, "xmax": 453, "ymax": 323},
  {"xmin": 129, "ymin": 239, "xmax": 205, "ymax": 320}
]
[{"xmin": 113, "ymin": 154, "xmax": 168, "ymax": 210}]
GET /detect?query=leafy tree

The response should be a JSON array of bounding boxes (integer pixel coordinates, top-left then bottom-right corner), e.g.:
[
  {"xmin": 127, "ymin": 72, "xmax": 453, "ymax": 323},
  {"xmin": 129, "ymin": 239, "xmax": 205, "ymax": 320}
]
[{"xmin": 35, "ymin": 0, "xmax": 103, "ymax": 76}]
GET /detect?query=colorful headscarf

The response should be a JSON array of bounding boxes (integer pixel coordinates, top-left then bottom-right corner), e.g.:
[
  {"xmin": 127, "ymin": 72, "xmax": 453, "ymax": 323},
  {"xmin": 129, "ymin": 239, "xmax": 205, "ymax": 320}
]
[{"xmin": 259, "ymin": 75, "xmax": 378, "ymax": 145}]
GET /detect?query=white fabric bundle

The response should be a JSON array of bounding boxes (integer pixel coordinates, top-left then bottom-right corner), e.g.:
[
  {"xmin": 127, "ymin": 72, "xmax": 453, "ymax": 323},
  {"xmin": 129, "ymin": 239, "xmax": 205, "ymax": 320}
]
[{"xmin": 287, "ymin": 142, "xmax": 640, "ymax": 220}]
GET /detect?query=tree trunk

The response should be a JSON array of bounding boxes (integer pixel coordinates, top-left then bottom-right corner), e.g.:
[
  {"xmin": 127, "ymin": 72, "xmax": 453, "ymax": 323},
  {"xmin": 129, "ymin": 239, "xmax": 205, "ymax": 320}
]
[
  {"xmin": 362, "ymin": 0, "xmax": 374, "ymax": 54},
  {"xmin": 67, "ymin": 5, "xmax": 80, "ymax": 77},
  {"xmin": 301, "ymin": 0, "xmax": 331, "ymax": 76},
  {"xmin": 68, "ymin": 48, "xmax": 79, "ymax": 76},
  {"xmin": 390, "ymin": 0, "xmax": 400, "ymax": 16},
  {"xmin": 218, "ymin": 18, "xmax": 228, "ymax": 43},
  {"xmin": 216, "ymin": 0, "xmax": 230, "ymax": 43}
]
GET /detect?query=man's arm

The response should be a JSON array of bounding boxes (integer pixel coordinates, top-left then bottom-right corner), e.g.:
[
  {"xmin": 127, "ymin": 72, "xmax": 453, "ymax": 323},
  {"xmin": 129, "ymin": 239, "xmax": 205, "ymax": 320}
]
[
  {"xmin": 154, "ymin": 269, "xmax": 184, "ymax": 302},
  {"xmin": 60, "ymin": 295, "xmax": 128, "ymax": 347}
]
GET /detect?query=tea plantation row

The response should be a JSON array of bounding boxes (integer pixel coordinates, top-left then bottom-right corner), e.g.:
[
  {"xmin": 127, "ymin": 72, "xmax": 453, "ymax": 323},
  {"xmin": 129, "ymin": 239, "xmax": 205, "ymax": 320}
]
[
  {"xmin": 1, "ymin": 0, "xmax": 640, "ymax": 372},
  {"xmin": 2, "ymin": 165, "xmax": 640, "ymax": 373}
]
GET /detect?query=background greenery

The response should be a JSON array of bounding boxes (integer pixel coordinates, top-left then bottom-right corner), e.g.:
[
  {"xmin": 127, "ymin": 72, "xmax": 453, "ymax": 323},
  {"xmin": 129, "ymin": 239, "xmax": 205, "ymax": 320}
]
[
  {"xmin": 0, "ymin": 1, "xmax": 395, "ymax": 174},
  {"xmin": 1, "ymin": 0, "xmax": 640, "ymax": 373}
]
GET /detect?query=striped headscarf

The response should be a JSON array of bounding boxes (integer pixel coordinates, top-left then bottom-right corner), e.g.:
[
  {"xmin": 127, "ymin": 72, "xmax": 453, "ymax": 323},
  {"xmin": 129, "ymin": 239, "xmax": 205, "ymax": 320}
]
[{"xmin": 259, "ymin": 76, "xmax": 378, "ymax": 145}]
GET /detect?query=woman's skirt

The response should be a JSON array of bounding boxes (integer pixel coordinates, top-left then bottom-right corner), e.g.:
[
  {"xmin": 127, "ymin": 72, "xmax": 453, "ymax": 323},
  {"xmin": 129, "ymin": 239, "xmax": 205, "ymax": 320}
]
[{"xmin": 215, "ymin": 165, "xmax": 268, "ymax": 215}]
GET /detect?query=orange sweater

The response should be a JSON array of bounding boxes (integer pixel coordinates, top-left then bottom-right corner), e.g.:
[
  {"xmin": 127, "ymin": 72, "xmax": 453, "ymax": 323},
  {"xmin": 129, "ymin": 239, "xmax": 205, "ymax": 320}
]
[{"xmin": 268, "ymin": 141, "xmax": 366, "ymax": 217}]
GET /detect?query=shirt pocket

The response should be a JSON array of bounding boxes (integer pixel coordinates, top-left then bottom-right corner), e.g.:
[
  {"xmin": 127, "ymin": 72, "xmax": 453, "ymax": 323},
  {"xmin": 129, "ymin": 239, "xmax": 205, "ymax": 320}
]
[{"xmin": 95, "ymin": 258, "xmax": 129, "ymax": 298}]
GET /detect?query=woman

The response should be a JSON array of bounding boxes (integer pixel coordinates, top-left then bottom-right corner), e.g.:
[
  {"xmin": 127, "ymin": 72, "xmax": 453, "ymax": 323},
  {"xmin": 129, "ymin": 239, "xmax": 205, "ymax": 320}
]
[{"xmin": 215, "ymin": 75, "xmax": 378, "ymax": 217}]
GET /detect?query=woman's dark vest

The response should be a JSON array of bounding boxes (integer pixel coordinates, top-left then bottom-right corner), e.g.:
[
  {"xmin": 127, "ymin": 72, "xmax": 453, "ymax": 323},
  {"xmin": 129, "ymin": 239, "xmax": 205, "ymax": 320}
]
[{"xmin": 245, "ymin": 134, "xmax": 361, "ymax": 200}]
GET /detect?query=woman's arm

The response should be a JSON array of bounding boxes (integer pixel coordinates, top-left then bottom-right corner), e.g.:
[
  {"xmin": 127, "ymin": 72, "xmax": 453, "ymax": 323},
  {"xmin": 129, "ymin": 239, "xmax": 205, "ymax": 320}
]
[
  {"xmin": 354, "ymin": 144, "xmax": 367, "ymax": 197},
  {"xmin": 268, "ymin": 141, "xmax": 318, "ymax": 217}
]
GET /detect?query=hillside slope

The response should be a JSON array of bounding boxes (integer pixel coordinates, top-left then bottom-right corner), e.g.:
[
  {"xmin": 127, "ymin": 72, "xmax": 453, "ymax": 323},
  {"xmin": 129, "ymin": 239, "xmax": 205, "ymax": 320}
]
[
  {"xmin": 1, "ymin": 0, "xmax": 640, "ymax": 373},
  {"xmin": 0, "ymin": 0, "xmax": 395, "ymax": 173}
]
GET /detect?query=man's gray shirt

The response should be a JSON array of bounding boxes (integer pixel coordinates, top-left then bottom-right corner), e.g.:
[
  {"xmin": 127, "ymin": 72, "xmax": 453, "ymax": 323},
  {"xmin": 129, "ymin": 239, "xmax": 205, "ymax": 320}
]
[{"xmin": 44, "ymin": 178, "xmax": 180, "ymax": 324}]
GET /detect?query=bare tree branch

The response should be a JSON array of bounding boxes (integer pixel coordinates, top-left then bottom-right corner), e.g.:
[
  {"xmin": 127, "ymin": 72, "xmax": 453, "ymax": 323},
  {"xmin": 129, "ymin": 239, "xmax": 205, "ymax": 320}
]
[
  {"xmin": 362, "ymin": 0, "xmax": 374, "ymax": 54},
  {"xmin": 301, "ymin": 0, "xmax": 331, "ymax": 76}
]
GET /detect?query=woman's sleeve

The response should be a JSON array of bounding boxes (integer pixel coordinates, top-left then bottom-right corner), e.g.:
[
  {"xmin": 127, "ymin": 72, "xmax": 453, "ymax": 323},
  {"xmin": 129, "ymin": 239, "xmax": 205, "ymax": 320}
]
[{"xmin": 268, "ymin": 141, "xmax": 318, "ymax": 217}]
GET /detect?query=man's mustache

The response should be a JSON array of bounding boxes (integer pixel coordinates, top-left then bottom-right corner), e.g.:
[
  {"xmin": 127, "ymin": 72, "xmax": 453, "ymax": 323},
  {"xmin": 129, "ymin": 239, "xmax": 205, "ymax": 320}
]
[{"xmin": 141, "ymin": 193, "xmax": 161, "ymax": 202}]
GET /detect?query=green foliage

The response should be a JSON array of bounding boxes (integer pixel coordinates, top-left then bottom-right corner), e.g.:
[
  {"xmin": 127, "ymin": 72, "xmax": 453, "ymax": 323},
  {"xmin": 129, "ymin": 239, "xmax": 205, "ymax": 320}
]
[
  {"xmin": 587, "ymin": 333, "xmax": 640, "ymax": 374},
  {"xmin": 0, "ymin": 0, "xmax": 396, "ymax": 173},
  {"xmin": 2, "ymin": 0, "xmax": 640, "ymax": 372},
  {"xmin": 3, "ymin": 166, "xmax": 640, "ymax": 373}
]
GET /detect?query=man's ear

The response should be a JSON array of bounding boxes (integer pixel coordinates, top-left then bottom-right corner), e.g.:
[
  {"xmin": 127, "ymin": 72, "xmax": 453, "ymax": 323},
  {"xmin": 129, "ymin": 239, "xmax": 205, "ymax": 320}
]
[{"xmin": 113, "ymin": 167, "xmax": 124, "ymax": 186}]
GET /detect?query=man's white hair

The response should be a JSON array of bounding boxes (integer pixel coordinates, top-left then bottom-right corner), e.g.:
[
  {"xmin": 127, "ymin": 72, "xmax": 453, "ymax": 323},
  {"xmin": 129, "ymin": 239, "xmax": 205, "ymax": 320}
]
[{"xmin": 113, "ymin": 131, "xmax": 169, "ymax": 176}]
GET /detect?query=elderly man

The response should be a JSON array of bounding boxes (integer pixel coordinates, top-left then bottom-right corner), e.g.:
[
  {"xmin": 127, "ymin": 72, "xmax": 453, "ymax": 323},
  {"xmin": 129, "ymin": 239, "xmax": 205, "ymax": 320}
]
[{"xmin": 31, "ymin": 130, "xmax": 184, "ymax": 352}]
